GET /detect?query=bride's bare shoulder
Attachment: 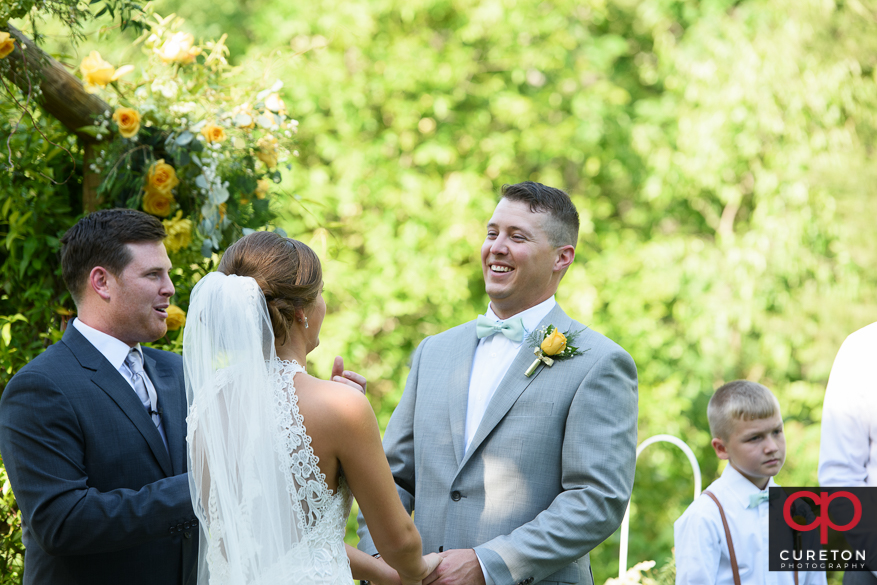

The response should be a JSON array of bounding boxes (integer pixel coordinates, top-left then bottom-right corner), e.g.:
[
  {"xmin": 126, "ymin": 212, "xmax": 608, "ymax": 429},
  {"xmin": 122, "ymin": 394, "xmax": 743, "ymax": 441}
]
[{"xmin": 294, "ymin": 375, "xmax": 376, "ymax": 428}]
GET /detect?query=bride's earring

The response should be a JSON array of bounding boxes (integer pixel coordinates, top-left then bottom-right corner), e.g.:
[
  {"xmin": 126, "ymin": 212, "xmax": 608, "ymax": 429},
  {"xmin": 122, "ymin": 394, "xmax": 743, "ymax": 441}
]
[{"xmin": 304, "ymin": 317, "xmax": 309, "ymax": 329}]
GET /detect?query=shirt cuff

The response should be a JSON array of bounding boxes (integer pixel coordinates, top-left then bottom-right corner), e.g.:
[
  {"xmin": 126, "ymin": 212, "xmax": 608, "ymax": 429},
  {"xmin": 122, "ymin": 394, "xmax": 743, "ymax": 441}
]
[{"xmin": 474, "ymin": 550, "xmax": 495, "ymax": 585}]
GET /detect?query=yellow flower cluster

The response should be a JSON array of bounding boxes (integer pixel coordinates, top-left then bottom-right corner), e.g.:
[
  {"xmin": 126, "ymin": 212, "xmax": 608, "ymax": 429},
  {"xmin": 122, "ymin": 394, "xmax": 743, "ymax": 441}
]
[
  {"xmin": 143, "ymin": 159, "xmax": 179, "ymax": 217},
  {"xmin": 0, "ymin": 32, "xmax": 16, "ymax": 59},
  {"xmin": 79, "ymin": 51, "xmax": 133, "ymax": 93},
  {"xmin": 162, "ymin": 211, "xmax": 193, "ymax": 252},
  {"xmin": 165, "ymin": 305, "xmax": 187, "ymax": 331},
  {"xmin": 112, "ymin": 107, "xmax": 141, "ymax": 138}
]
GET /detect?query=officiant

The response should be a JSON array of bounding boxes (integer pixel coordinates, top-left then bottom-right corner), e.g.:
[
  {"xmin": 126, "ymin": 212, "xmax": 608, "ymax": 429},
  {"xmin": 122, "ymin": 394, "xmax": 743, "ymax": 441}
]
[{"xmin": 0, "ymin": 209, "xmax": 198, "ymax": 585}]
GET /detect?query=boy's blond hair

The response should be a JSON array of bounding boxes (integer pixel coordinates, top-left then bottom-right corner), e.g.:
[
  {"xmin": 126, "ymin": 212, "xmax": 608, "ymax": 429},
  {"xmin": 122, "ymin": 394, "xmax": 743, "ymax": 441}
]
[{"xmin": 707, "ymin": 380, "xmax": 781, "ymax": 440}]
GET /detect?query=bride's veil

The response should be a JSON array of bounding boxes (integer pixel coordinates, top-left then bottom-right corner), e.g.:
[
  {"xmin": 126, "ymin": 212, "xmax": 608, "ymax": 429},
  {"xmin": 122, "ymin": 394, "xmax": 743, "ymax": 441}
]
[{"xmin": 184, "ymin": 271, "xmax": 305, "ymax": 584}]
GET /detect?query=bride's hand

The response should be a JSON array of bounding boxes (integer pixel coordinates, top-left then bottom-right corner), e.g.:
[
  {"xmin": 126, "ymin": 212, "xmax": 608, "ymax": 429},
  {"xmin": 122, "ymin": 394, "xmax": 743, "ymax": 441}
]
[
  {"xmin": 422, "ymin": 553, "xmax": 443, "ymax": 580},
  {"xmin": 399, "ymin": 553, "xmax": 443, "ymax": 585}
]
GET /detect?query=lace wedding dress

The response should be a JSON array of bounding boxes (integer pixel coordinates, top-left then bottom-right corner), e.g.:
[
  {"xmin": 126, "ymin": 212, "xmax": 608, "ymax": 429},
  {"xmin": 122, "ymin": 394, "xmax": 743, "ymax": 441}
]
[{"xmin": 184, "ymin": 273, "xmax": 354, "ymax": 585}]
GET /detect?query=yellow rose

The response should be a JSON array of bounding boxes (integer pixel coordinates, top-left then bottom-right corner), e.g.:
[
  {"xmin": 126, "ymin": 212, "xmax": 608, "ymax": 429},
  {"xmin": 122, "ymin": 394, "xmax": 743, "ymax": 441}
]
[
  {"xmin": 0, "ymin": 32, "xmax": 16, "ymax": 60},
  {"xmin": 112, "ymin": 107, "xmax": 141, "ymax": 138},
  {"xmin": 165, "ymin": 305, "xmax": 186, "ymax": 331},
  {"xmin": 147, "ymin": 159, "xmax": 180, "ymax": 195},
  {"xmin": 239, "ymin": 196, "xmax": 250, "ymax": 205},
  {"xmin": 255, "ymin": 178, "xmax": 271, "ymax": 199},
  {"xmin": 143, "ymin": 187, "xmax": 175, "ymax": 217},
  {"xmin": 201, "ymin": 123, "xmax": 226, "ymax": 143},
  {"xmin": 155, "ymin": 32, "xmax": 201, "ymax": 64},
  {"xmin": 79, "ymin": 51, "xmax": 133, "ymax": 92},
  {"xmin": 256, "ymin": 135, "xmax": 278, "ymax": 168},
  {"xmin": 162, "ymin": 211, "xmax": 193, "ymax": 253},
  {"xmin": 540, "ymin": 328, "xmax": 567, "ymax": 356}
]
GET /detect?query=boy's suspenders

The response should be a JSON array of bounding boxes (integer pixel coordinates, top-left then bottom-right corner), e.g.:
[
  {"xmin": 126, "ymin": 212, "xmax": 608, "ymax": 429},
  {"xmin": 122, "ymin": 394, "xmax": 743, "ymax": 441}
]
[{"xmin": 702, "ymin": 490, "xmax": 799, "ymax": 585}]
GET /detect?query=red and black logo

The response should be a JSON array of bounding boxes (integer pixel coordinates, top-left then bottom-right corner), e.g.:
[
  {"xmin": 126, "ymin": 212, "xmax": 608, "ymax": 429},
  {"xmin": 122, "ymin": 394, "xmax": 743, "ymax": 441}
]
[{"xmin": 769, "ymin": 487, "xmax": 877, "ymax": 573}]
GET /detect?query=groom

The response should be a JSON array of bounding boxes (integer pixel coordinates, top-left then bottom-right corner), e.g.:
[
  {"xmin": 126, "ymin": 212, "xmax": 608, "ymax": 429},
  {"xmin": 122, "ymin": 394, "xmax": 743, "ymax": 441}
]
[{"xmin": 357, "ymin": 182, "xmax": 638, "ymax": 585}]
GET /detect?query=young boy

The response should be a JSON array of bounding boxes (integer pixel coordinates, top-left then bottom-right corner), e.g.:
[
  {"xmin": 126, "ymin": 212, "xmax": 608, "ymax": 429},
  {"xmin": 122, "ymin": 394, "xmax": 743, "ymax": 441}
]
[{"xmin": 674, "ymin": 380, "xmax": 826, "ymax": 584}]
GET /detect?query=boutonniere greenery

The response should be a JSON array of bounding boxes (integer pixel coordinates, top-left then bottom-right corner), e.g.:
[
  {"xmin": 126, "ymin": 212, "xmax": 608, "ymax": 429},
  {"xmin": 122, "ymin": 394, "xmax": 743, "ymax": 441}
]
[{"xmin": 524, "ymin": 325, "xmax": 589, "ymax": 377}]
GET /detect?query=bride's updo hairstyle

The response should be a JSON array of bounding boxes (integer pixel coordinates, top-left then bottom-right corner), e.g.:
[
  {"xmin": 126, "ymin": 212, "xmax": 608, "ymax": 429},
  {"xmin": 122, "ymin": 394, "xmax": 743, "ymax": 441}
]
[{"xmin": 217, "ymin": 231, "xmax": 322, "ymax": 344}]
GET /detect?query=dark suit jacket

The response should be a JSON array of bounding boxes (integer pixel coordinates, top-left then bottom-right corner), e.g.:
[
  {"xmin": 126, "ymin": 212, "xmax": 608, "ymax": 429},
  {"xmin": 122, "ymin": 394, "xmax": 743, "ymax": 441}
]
[{"xmin": 0, "ymin": 324, "xmax": 198, "ymax": 585}]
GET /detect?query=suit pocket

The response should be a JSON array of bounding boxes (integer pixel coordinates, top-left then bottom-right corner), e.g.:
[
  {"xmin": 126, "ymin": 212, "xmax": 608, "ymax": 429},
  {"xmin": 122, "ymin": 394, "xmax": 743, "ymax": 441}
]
[{"xmin": 506, "ymin": 401, "xmax": 554, "ymax": 418}]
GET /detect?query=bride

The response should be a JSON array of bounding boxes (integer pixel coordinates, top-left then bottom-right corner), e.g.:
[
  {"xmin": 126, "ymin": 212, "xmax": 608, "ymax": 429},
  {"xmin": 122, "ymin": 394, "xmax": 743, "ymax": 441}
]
[{"xmin": 183, "ymin": 232, "xmax": 441, "ymax": 585}]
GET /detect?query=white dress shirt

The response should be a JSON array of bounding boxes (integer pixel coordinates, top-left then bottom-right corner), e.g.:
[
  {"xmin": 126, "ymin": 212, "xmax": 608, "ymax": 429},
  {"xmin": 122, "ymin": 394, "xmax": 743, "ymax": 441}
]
[
  {"xmin": 818, "ymin": 322, "xmax": 877, "ymax": 488},
  {"xmin": 466, "ymin": 297, "xmax": 555, "ymax": 585},
  {"xmin": 72, "ymin": 318, "xmax": 168, "ymax": 447},
  {"xmin": 465, "ymin": 296, "xmax": 556, "ymax": 453},
  {"xmin": 674, "ymin": 464, "xmax": 826, "ymax": 585}
]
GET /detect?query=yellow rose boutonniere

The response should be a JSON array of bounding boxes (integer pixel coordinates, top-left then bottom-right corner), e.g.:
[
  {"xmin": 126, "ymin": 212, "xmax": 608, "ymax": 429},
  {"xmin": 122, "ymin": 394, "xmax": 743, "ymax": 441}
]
[
  {"xmin": 162, "ymin": 211, "xmax": 193, "ymax": 252},
  {"xmin": 79, "ymin": 51, "xmax": 133, "ymax": 93},
  {"xmin": 164, "ymin": 305, "xmax": 186, "ymax": 331},
  {"xmin": 0, "ymin": 32, "xmax": 16, "ymax": 59},
  {"xmin": 112, "ymin": 107, "xmax": 141, "ymax": 138},
  {"xmin": 540, "ymin": 328, "xmax": 567, "ymax": 355},
  {"xmin": 201, "ymin": 123, "xmax": 226, "ymax": 143},
  {"xmin": 524, "ymin": 325, "xmax": 588, "ymax": 377}
]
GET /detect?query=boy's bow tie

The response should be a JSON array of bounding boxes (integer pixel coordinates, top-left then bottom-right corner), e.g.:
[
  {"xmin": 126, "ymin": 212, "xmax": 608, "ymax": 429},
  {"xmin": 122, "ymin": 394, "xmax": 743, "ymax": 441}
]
[
  {"xmin": 748, "ymin": 491, "xmax": 771, "ymax": 508},
  {"xmin": 476, "ymin": 315, "xmax": 524, "ymax": 343}
]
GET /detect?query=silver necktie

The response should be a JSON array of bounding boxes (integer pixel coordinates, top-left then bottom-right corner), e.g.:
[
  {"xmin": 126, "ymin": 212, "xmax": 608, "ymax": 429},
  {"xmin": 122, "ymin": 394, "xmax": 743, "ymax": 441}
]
[{"xmin": 125, "ymin": 349, "xmax": 167, "ymax": 448}]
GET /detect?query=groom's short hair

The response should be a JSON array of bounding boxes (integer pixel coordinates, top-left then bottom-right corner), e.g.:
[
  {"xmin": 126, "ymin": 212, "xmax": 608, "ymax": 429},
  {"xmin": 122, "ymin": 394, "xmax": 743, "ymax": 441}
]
[
  {"xmin": 61, "ymin": 208, "xmax": 166, "ymax": 305},
  {"xmin": 501, "ymin": 182, "xmax": 579, "ymax": 248}
]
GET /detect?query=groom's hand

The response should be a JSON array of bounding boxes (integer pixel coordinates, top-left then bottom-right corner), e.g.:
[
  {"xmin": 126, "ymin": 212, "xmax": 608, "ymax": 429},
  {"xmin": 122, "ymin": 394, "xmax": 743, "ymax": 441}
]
[
  {"xmin": 422, "ymin": 549, "xmax": 485, "ymax": 585},
  {"xmin": 331, "ymin": 356, "xmax": 368, "ymax": 394}
]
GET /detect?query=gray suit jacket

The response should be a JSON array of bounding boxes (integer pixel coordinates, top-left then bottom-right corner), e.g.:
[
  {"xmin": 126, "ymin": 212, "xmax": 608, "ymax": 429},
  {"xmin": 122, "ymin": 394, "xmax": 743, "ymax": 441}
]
[
  {"xmin": 357, "ymin": 304, "xmax": 638, "ymax": 585},
  {"xmin": 0, "ymin": 325, "xmax": 198, "ymax": 585}
]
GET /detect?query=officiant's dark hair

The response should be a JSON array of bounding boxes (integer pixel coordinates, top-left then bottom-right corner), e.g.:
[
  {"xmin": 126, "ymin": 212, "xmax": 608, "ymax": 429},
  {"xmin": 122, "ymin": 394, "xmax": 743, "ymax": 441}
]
[
  {"xmin": 218, "ymin": 231, "xmax": 322, "ymax": 344},
  {"xmin": 61, "ymin": 208, "xmax": 167, "ymax": 305},
  {"xmin": 501, "ymin": 182, "xmax": 579, "ymax": 248}
]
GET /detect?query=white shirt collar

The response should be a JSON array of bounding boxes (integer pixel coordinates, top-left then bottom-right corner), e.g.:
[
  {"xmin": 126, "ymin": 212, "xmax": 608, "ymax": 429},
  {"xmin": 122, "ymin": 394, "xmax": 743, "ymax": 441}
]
[
  {"xmin": 720, "ymin": 462, "xmax": 778, "ymax": 508},
  {"xmin": 72, "ymin": 318, "xmax": 142, "ymax": 370},
  {"xmin": 484, "ymin": 296, "xmax": 556, "ymax": 340}
]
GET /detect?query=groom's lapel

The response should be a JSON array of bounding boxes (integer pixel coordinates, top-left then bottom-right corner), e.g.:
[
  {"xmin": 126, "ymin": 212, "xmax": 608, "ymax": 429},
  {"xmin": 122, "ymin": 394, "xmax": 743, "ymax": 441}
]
[
  {"xmin": 459, "ymin": 304, "xmax": 572, "ymax": 471},
  {"xmin": 448, "ymin": 321, "xmax": 479, "ymax": 467}
]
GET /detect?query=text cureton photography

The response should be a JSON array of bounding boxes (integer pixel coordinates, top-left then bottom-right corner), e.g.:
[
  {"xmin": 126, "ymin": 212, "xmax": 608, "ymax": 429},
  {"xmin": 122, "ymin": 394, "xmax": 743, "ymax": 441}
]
[{"xmin": 769, "ymin": 487, "xmax": 877, "ymax": 574}]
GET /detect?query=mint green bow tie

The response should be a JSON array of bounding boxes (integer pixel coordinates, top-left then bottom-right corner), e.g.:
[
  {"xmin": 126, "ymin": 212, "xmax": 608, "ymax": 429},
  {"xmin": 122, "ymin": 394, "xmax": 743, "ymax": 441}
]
[
  {"xmin": 748, "ymin": 492, "xmax": 770, "ymax": 508},
  {"xmin": 476, "ymin": 315, "xmax": 525, "ymax": 343}
]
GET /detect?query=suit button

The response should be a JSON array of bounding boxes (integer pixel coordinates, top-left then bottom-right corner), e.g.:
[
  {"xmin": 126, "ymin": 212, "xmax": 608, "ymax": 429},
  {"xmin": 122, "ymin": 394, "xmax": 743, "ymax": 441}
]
[
  {"xmin": 184, "ymin": 531, "xmax": 192, "ymax": 539},
  {"xmin": 451, "ymin": 491, "xmax": 461, "ymax": 501}
]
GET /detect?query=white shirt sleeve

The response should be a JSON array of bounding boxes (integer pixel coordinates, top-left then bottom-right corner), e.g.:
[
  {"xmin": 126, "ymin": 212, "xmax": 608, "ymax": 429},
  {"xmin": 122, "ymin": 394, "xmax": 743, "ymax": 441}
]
[
  {"xmin": 818, "ymin": 329, "xmax": 873, "ymax": 487},
  {"xmin": 474, "ymin": 550, "xmax": 495, "ymax": 585},
  {"xmin": 674, "ymin": 498, "xmax": 722, "ymax": 585}
]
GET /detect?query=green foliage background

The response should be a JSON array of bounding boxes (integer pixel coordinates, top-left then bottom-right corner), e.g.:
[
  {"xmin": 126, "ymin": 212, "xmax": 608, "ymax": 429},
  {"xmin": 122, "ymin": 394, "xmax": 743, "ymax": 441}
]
[{"xmin": 4, "ymin": 0, "xmax": 877, "ymax": 582}]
